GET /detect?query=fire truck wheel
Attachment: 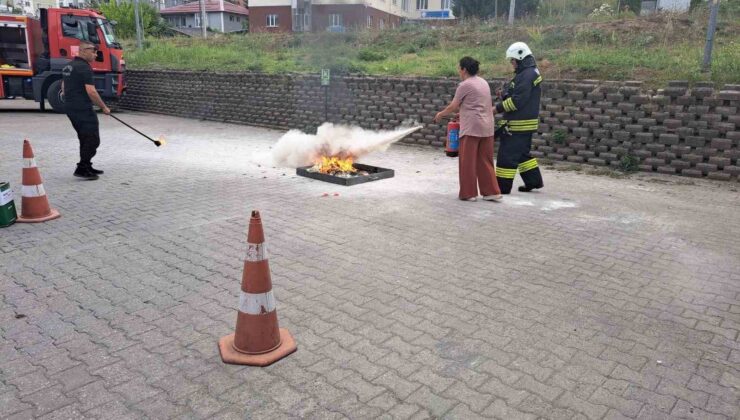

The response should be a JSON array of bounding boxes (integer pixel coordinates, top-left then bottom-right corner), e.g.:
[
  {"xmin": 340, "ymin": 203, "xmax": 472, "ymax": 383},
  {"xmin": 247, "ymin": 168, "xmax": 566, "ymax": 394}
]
[{"xmin": 46, "ymin": 80, "xmax": 66, "ymax": 113}]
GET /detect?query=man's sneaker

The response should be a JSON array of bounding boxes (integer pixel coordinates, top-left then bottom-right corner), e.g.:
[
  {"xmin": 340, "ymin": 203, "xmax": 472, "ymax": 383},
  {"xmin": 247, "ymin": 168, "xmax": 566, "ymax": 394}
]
[
  {"xmin": 74, "ymin": 168, "xmax": 99, "ymax": 180},
  {"xmin": 518, "ymin": 184, "xmax": 543, "ymax": 192},
  {"xmin": 482, "ymin": 194, "xmax": 503, "ymax": 201},
  {"xmin": 89, "ymin": 166, "xmax": 104, "ymax": 174}
]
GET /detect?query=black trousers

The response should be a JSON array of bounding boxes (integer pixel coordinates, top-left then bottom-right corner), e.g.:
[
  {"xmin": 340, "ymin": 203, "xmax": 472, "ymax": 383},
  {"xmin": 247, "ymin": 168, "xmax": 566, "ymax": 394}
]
[
  {"xmin": 66, "ymin": 107, "xmax": 100, "ymax": 168},
  {"xmin": 496, "ymin": 131, "xmax": 543, "ymax": 194}
]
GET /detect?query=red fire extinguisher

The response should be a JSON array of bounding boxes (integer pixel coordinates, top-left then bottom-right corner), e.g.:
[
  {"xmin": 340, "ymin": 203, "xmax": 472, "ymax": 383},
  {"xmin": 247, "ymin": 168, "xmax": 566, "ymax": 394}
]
[{"xmin": 445, "ymin": 118, "xmax": 460, "ymax": 157}]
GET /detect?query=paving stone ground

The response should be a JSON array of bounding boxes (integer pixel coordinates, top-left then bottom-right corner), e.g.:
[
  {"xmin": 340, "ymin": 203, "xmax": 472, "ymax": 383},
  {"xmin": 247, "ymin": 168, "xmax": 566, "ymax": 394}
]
[{"xmin": 1, "ymin": 101, "xmax": 740, "ymax": 419}]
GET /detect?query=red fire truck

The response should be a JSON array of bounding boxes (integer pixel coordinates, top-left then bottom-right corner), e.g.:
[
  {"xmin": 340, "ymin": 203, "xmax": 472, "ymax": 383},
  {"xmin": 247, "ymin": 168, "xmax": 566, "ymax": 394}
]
[{"xmin": 0, "ymin": 7, "xmax": 125, "ymax": 112}]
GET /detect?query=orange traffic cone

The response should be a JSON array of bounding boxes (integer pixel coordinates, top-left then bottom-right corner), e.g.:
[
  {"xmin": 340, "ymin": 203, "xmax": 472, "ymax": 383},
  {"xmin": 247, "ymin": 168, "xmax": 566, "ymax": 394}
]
[
  {"xmin": 17, "ymin": 139, "xmax": 60, "ymax": 223},
  {"xmin": 218, "ymin": 210, "xmax": 296, "ymax": 366}
]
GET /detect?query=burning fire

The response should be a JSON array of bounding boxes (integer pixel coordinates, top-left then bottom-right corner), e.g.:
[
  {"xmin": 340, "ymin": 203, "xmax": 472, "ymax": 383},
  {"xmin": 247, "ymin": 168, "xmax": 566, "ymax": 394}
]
[{"xmin": 313, "ymin": 155, "xmax": 357, "ymax": 174}]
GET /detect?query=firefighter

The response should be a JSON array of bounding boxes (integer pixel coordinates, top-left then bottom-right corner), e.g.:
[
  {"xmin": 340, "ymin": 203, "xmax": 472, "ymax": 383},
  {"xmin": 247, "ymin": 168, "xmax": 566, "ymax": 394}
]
[
  {"xmin": 62, "ymin": 40, "xmax": 110, "ymax": 180},
  {"xmin": 494, "ymin": 42, "xmax": 544, "ymax": 194}
]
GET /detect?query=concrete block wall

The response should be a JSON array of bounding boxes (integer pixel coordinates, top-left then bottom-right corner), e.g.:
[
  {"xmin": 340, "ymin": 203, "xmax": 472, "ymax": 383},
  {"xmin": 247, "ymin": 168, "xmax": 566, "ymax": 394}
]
[
  {"xmin": 121, "ymin": 71, "xmax": 740, "ymax": 181},
  {"xmin": 536, "ymin": 80, "xmax": 740, "ymax": 181}
]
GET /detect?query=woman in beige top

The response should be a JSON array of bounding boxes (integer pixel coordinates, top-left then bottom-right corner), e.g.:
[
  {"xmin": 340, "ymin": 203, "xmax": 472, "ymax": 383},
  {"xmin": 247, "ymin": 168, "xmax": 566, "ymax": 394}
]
[{"xmin": 435, "ymin": 57, "xmax": 502, "ymax": 202}]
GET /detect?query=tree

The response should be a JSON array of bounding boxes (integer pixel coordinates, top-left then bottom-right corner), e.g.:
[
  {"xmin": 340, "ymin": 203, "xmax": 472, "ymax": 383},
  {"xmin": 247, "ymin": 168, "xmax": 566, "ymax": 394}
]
[{"xmin": 97, "ymin": 0, "xmax": 169, "ymax": 39}]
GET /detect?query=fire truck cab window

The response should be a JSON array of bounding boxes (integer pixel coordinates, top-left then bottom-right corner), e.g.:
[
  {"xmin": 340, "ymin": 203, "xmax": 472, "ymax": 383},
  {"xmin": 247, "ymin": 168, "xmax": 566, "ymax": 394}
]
[{"xmin": 61, "ymin": 15, "xmax": 95, "ymax": 42}]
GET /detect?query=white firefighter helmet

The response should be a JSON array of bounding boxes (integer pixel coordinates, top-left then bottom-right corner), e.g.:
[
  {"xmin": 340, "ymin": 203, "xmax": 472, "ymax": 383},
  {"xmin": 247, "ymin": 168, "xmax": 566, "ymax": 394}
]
[{"xmin": 506, "ymin": 42, "xmax": 533, "ymax": 61}]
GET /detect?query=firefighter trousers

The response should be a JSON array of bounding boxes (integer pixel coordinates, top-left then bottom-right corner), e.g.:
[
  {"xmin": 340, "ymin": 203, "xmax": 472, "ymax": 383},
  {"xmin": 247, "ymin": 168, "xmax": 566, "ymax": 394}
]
[{"xmin": 495, "ymin": 131, "xmax": 543, "ymax": 194}]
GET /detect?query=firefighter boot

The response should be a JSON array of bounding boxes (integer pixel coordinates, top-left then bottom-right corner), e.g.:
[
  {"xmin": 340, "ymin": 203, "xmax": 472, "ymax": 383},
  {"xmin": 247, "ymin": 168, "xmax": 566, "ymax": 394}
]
[
  {"xmin": 89, "ymin": 164, "xmax": 104, "ymax": 175},
  {"xmin": 517, "ymin": 158, "xmax": 543, "ymax": 192},
  {"xmin": 74, "ymin": 164, "xmax": 99, "ymax": 180}
]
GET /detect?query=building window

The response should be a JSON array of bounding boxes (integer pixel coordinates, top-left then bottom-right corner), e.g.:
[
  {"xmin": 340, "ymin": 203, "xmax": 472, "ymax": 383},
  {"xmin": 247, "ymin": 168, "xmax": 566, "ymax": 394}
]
[
  {"xmin": 367, "ymin": 15, "xmax": 371, "ymax": 27},
  {"xmin": 330, "ymin": 13, "xmax": 342, "ymax": 27},
  {"xmin": 441, "ymin": 0, "xmax": 450, "ymax": 8},
  {"xmin": 237, "ymin": 16, "xmax": 240, "ymax": 22},
  {"xmin": 392, "ymin": 0, "xmax": 396, "ymax": 4},
  {"xmin": 401, "ymin": 0, "xmax": 408, "ymax": 11},
  {"xmin": 416, "ymin": 0, "xmax": 427, "ymax": 10},
  {"xmin": 194, "ymin": 13, "xmax": 201, "ymax": 27},
  {"xmin": 267, "ymin": 14, "xmax": 278, "ymax": 27}
]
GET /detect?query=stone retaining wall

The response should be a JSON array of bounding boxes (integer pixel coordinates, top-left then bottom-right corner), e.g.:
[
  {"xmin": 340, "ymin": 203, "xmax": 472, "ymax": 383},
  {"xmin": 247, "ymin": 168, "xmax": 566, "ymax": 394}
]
[{"xmin": 121, "ymin": 70, "xmax": 740, "ymax": 181}]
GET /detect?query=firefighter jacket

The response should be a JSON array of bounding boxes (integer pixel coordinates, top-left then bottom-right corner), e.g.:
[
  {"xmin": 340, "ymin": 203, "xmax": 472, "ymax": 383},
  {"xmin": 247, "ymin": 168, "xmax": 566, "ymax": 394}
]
[{"xmin": 495, "ymin": 55, "xmax": 542, "ymax": 133}]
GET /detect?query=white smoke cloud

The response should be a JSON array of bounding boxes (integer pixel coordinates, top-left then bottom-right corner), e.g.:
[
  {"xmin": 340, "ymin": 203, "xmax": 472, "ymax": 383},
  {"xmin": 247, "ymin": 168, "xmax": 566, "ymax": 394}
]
[{"xmin": 270, "ymin": 122, "xmax": 423, "ymax": 168}]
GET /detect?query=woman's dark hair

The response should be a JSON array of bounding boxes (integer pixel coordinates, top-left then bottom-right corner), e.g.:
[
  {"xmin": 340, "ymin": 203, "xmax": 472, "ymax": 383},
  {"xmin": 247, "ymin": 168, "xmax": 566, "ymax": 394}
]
[{"xmin": 459, "ymin": 56, "xmax": 480, "ymax": 76}]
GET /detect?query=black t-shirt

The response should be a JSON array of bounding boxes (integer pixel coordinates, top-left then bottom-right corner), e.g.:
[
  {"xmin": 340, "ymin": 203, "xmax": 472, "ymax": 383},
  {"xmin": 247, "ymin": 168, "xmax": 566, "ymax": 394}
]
[{"xmin": 62, "ymin": 57, "xmax": 93, "ymax": 110}]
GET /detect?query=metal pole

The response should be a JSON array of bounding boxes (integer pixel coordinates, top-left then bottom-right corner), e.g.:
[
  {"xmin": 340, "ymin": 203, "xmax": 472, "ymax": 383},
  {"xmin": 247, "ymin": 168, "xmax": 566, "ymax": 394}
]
[
  {"xmin": 508, "ymin": 0, "xmax": 515, "ymax": 25},
  {"xmin": 219, "ymin": 0, "xmax": 224, "ymax": 32},
  {"xmin": 134, "ymin": 0, "xmax": 143, "ymax": 49},
  {"xmin": 199, "ymin": 0, "xmax": 208, "ymax": 38},
  {"xmin": 494, "ymin": 0, "xmax": 498, "ymax": 21},
  {"xmin": 702, "ymin": 0, "xmax": 720, "ymax": 73}
]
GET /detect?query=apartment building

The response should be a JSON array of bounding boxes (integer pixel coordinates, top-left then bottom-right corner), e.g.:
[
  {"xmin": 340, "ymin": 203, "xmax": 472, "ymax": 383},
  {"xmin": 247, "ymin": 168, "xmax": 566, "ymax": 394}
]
[
  {"xmin": 249, "ymin": 0, "xmax": 452, "ymax": 33},
  {"xmin": 12, "ymin": 0, "xmax": 69, "ymax": 16},
  {"xmin": 407, "ymin": 0, "xmax": 452, "ymax": 20},
  {"xmin": 161, "ymin": 0, "xmax": 248, "ymax": 33}
]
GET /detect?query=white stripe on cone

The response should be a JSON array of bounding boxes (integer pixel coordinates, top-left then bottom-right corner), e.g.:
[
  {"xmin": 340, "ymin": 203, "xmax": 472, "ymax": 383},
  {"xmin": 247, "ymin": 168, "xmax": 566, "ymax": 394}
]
[
  {"xmin": 245, "ymin": 243, "xmax": 267, "ymax": 262},
  {"xmin": 23, "ymin": 158, "xmax": 37, "ymax": 168},
  {"xmin": 238, "ymin": 290, "xmax": 276, "ymax": 315},
  {"xmin": 22, "ymin": 184, "xmax": 46, "ymax": 197}
]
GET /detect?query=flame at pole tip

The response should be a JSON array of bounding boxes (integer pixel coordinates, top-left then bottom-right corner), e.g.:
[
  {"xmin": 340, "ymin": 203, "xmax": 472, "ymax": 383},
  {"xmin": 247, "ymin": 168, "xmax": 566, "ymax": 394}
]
[{"xmin": 269, "ymin": 122, "xmax": 423, "ymax": 168}]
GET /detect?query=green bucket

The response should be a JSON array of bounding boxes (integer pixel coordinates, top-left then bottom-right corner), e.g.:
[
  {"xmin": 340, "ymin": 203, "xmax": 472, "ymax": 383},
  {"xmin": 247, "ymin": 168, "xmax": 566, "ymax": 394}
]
[{"xmin": 0, "ymin": 182, "xmax": 18, "ymax": 227}]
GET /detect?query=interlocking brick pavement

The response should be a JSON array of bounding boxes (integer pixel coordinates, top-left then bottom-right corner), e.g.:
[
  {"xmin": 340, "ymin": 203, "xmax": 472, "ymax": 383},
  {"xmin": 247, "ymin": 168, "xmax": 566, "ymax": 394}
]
[{"xmin": 1, "ymin": 101, "xmax": 739, "ymax": 419}]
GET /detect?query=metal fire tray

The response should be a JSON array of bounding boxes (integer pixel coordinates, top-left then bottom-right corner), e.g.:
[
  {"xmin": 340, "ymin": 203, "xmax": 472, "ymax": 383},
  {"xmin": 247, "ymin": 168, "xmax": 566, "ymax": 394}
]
[{"xmin": 296, "ymin": 163, "xmax": 395, "ymax": 186}]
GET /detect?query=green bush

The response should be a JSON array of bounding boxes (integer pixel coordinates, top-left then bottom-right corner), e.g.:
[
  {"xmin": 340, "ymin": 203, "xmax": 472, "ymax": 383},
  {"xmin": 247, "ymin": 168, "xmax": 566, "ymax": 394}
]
[
  {"xmin": 619, "ymin": 154, "xmax": 639, "ymax": 172},
  {"xmin": 413, "ymin": 33, "xmax": 439, "ymax": 49},
  {"xmin": 552, "ymin": 129, "xmax": 567, "ymax": 144},
  {"xmin": 539, "ymin": 28, "xmax": 573, "ymax": 49},
  {"xmin": 357, "ymin": 49, "xmax": 388, "ymax": 62},
  {"xmin": 246, "ymin": 61, "xmax": 263, "ymax": 72},
  {"xmin": 327, "ymin": 58, "xmax": 365, "ymax": 74},
  {"xmin": 432, "ymin": 66, "xmax": 459, "ymax": 78},
  {"xmin": 400, "ymin": 44, "xmax": 419, "ymax": 54},
  {"xmin": 575, "ymin": 28, "xmax": 608, "ymax": 44}
]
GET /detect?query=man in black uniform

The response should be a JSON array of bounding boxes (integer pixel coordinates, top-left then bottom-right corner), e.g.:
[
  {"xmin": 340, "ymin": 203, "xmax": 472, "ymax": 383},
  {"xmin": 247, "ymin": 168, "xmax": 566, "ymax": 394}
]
[
  {"xmin": 494, "ymin": 42, "xmax": 544, "ymax": 194},
  {"xmin": 62, "ymin": 40, "xmax": 110, "ymax": 180}
]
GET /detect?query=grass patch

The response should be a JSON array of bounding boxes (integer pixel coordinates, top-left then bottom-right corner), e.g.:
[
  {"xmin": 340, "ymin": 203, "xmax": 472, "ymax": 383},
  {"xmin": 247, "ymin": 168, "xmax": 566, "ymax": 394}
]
[
  {"xmin": 550, "ymin": 162, "xmax": 628, "ymax": 178},
  {"xmin": 586, "ymin": 167, "xmax": 627, "ymax": 178},
  {"xmin": 125, "ymin": 13, "xmax": 740, "ymax": 86}
]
